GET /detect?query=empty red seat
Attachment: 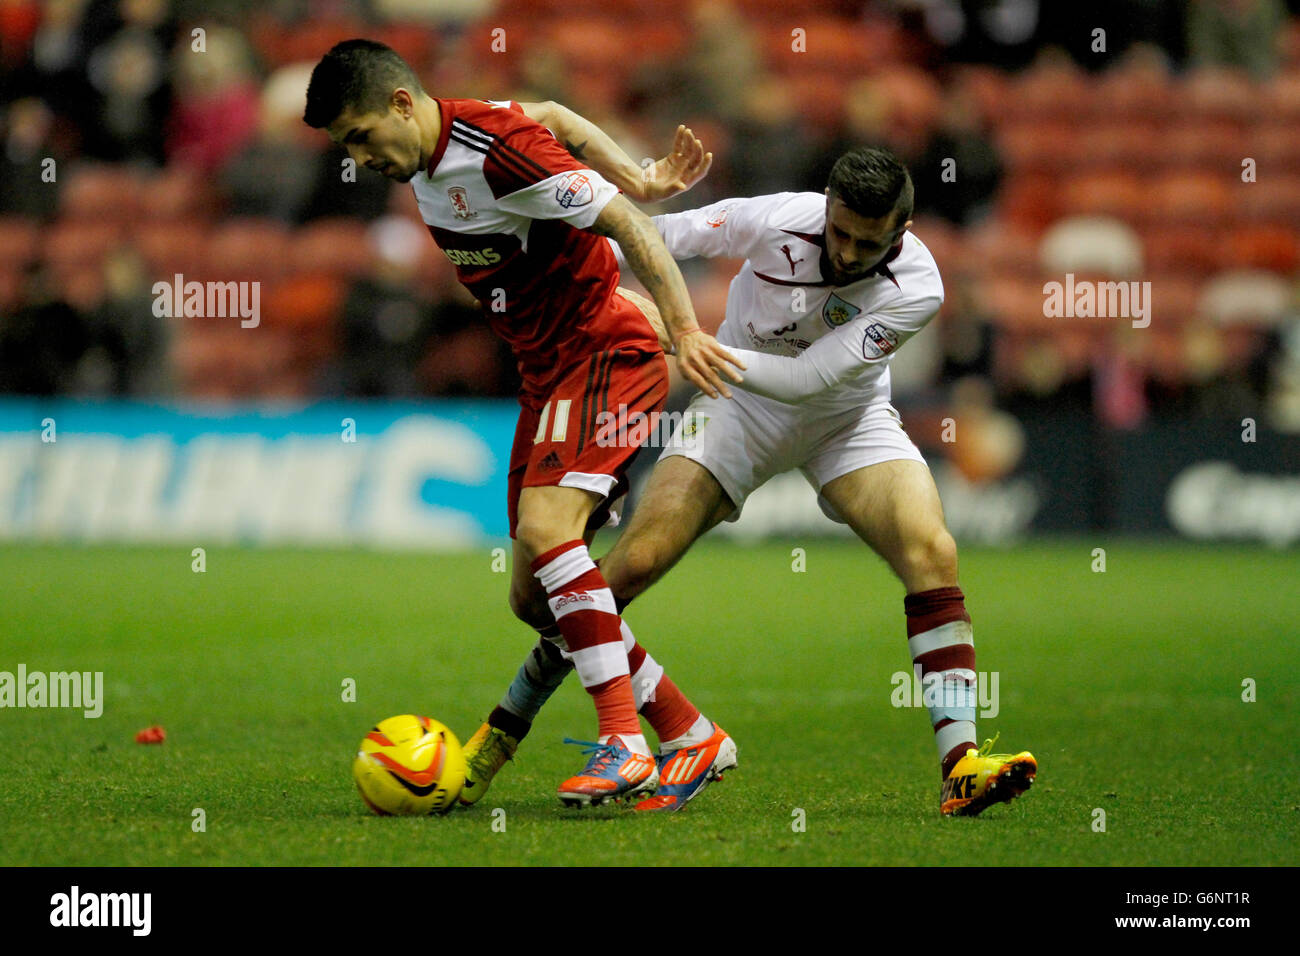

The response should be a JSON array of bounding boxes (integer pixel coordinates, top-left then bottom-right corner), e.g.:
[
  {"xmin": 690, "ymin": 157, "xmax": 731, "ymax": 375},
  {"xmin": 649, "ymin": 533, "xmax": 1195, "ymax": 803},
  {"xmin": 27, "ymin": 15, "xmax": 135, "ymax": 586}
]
[
  {"xmin": 0, "ymin": 218, "xmax": 39, "ymax": 269},
  {"xmin": 1160, "ymin": 121, "xmax": 1251, "ymax": 171},
  {"xmin": 1142, "ymin": 225, "xmax": 1222, "ymax": 274},
  {"xmin": 205, "ymin": 219, "xmax": 292, "ymax": 282},
  {"xmin": 995, "ymin": 173, "xmax": 1061, "ymax": 233},
  {"xmin": 137, "ymin": 166, "xmax": 220, "ymax": 222},
  {"xmin": 59, "ymin": 165, "xmax": 143, "ymax": 221},
  {"xmin": 1093, "ymin": 63, "xmax": 1174, "ymax": 120},
  {"xmin": 763, "ymin": 19, "xmax": 903, "ymax": 73},
  {"xmin": 41, "ymin": 219, "xmax": 123, "ymax": 276},
  {"xmin": 1236, "ymin": 173, "xmax": 1300, "ymax": 226},
  {"xmin": 1264, "ymin": 69, "xmax": 1300, "ymax": 121},
  {"xmin": 1058, "ymin": 170, "xmax": 1145, "ymax": 222},
  {"xmin": 132, "ymin": 220, "xmax": 210, "ymax": 279},
  {"xmin": 997, "ymin": 121, "xmax": 1081, "ymax": 174},
  {"xmin": 979, "ymin": 276, "xmax": 1049, "ymax": 331},
  {"xmin": 1146, "ymin": 172, "xmax": 1234, "ymax": 226},
  {"xmin": 289, "ymin": 218, "xmax": 373, "ymax": 279},
  {"xmin": 1000, "ymin": 64, "xmax": 1096, "ymax": 125},
  {"xmin": 964, "ymin": 220, "xmax": 1044, "ymax": 278},
  {"xmin": 1225, "ymin": 224, "xmax": 1300, "ymax": 273},
  {"xmin": 1181, "ymin": 68, "xmax": 1263, "ymax": 123}
]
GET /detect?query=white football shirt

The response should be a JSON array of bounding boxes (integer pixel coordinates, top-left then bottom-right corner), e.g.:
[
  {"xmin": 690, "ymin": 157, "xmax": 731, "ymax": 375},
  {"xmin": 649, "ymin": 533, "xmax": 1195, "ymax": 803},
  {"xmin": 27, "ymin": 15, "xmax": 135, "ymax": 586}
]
[{"xmin": 621, "ymin": 191, "xmax": 945, "ymax": 412}]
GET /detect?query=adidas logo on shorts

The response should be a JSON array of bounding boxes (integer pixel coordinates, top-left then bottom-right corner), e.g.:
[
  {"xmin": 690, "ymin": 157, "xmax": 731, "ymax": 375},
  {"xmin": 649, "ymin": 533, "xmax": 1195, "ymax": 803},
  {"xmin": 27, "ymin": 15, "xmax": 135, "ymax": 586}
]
[{"xmin": 538, "ymin": 452, "xmax": 564, "ymax": 471}]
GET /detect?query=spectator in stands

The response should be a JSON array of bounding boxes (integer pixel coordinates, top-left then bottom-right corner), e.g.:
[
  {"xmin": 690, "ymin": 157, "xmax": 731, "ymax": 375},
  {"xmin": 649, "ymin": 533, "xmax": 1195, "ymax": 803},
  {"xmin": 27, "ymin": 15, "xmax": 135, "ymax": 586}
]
[
  {"xmin": 3, "ymin": 0, "xmax": 93, "ymax": 126},
  {"xmin": 798, "ymin": 69, "xmax": 946, "ymax": 201},
  {"xmin": 938, "ymin": 277, "xmax": 995, "ymax": 381},
  {"xmin": 0, "ymin": 98, "xmax": 64, "ymax": 219},
  {"xmin": 912, "ymin": 85, "xmax": 1002, "ymax": 226},
  {"xmin": 903, "ymin": 0, "xmax": 1044, "ymax": 70},
  {"xmin": 165, "ymin": 23, "xmax": 259, "ymax": 172},
  {"xmin": 81, "ymin": 0, "xmax": 175, "ymax": 164},
  {"xmin": 86, "ymin": 245, "xmax": 170, "ymax": 396},
  {"xmin": 653, "ymin": 0, "xmax": 761, "ymax": 126},
  {"xmin": 0, "ymin": 262, "xmax": 91, "ymax": 394},
  {"xmin": 727, "ymin": 74, "xmax": 811, "ymax": 198},
  {"xmin": 1187, "ymin": 0, "xmax": 1286, "ymax": 78},
  {"xmin": 221, "ymin": 63, "xmax": 320, "ymax": 222},
  {"xmin": 335, "ymin": 216, "xmax": 438, "ymax": 397},
  {"xmin": 417, "ymin": 280, "xmax": 519, "ymax": 398},
  {"xmin": 332, "ymin": 215, "xmax": 517, "ymax": 399}
]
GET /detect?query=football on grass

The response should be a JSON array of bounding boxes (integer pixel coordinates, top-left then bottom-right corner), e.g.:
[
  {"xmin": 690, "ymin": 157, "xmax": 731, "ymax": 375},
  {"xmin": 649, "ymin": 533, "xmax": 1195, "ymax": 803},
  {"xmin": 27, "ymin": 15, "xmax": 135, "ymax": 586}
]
[{"xmin": 353, "ymin": 715, "xmax": 466, "ymax": 815}]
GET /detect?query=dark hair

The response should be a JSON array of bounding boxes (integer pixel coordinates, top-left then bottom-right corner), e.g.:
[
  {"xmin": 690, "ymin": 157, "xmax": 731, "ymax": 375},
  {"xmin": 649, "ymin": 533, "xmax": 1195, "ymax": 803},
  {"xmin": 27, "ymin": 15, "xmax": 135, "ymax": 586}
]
[
  {"xmin": 303, "ymin": 39, "xmax": 423, "ymax": 129},
  {"xmin": 827, "ymin": 147, "xmax": 913, "ymax": 225}
]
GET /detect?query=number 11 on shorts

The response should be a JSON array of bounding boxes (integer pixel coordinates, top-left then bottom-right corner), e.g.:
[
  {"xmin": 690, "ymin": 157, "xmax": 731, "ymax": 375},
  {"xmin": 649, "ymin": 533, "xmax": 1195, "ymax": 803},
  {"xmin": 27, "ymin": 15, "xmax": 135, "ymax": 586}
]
[{"xmin": 533, "ymin": 399, "xmax": 572, "ymax": 444}]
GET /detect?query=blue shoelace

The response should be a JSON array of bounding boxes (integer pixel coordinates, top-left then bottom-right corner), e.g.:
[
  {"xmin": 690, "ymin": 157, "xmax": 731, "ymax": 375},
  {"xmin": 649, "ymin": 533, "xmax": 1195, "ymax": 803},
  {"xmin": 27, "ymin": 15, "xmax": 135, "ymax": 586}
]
[{"xmin": 562, "ymin": 737, "xmax": 620, "ymax": 773}]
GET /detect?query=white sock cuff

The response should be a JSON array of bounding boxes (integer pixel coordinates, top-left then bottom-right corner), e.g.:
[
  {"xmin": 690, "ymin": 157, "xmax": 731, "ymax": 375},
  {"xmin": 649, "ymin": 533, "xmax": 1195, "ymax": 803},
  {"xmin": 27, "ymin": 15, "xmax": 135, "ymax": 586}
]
[
  {"xmin": 630, "ymin": 658, "xmax": 665, "ymax": 709},
  {"xmin": 935, "ymin": 720, "xmax": 976, "ymax": 761},
  {"xmin": 533, "ymin": 544, "xmax": 597, "ymax": 594},
  {"xmin": 908, "ymin": 619, "xmax": 974, "ymax": 660},
  {"xmin": 570, "ymin": 641, "xmax": 629, "ymax": 688}
]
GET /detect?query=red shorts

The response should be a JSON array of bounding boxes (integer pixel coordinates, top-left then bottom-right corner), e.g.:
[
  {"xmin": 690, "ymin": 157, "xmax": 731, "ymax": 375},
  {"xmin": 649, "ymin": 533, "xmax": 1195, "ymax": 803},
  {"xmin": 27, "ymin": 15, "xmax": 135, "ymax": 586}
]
[{"xmin": 507, "ymin": 347, "xmax": 669, "ymax": 537}]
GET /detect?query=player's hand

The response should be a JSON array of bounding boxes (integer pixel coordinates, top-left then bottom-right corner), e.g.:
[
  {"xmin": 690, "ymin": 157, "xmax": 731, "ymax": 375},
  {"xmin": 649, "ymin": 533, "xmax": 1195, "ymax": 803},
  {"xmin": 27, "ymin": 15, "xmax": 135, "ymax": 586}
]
[
  {"xmin": 675, "ymin": 329, "xmax": 745, "ymax": 399},
  {"xmin": 638, "ymin": 125, "xmax": 712, "ymax": 203}
]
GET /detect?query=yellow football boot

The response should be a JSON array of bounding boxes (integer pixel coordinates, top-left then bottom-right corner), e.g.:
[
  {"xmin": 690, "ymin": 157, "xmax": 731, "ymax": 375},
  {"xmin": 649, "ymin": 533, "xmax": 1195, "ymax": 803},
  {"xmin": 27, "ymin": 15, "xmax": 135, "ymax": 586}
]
[
  {"xmin": 941, "ymin": 734, "xmax": 1037, "ymax": 817},
  {"xmin": 458, "ymin": 723, "xmax": 519, "ymax": 806}
]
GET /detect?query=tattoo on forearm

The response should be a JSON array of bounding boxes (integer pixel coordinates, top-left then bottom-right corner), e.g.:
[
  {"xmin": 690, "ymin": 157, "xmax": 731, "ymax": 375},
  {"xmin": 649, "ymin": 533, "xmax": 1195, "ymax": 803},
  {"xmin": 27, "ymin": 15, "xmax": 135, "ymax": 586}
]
[
  {"xmin": 564, "ymin": 138, "xmax": 588, "ymax": 160},
  {"xmin": 622, "ymin": 221, "xmax": 663, "ymax": 288},
  {"xmin": 619, "ymin": 218, "xmax": 689, "ymax": 322}
]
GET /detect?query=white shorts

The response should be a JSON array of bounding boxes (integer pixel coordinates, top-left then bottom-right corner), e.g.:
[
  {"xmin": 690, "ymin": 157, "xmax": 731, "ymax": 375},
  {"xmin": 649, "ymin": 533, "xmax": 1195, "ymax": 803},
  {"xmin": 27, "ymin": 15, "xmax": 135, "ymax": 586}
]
[{"xmin": 659, "ymin": 390, "xmax": 927, "ymax": 523}]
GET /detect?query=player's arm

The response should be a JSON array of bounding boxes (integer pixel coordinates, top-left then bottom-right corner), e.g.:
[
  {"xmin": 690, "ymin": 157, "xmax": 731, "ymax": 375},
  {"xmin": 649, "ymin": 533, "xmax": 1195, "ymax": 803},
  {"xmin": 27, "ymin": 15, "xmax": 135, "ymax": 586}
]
[
  {"xmin": 519, "ymin": 101, "xmax": 710, "ymax": 203},
  {"xmin": 723, "ymin": 337, "xmax": 861, "ymax": 403},
  {"xmin": 607, "ymin": 195, "xmax": 776, "ymax": 272},
  {"xmin": 592, "ymin": 193, "xmax": 745, "ymax": 398},
  {"xmin": 727, "ymin": 300, "xmax": 940, "ymax": 404}
]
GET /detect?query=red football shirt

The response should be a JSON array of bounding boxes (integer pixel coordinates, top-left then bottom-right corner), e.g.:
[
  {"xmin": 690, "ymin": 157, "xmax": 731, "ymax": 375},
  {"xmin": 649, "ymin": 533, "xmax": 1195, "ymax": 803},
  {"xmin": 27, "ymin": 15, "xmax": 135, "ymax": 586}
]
[{"xmin": 412, "ymin": 99, "xmax": 660, "ymax": 409}]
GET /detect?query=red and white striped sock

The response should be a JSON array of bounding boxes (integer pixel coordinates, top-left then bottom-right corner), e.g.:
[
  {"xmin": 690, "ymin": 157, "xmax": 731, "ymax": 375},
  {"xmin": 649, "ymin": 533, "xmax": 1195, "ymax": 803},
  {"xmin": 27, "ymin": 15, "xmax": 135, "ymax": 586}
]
[
  {"xmin": 904, "ymin": 585, "xmax": 977, "ymax": 778},
  {"xmin": 533, "ymin": 540, "xmax": 649, "ymax": 755},
  {"xmin": 618, "ymin": 620, "xmax": 706, "ymax": 750}
]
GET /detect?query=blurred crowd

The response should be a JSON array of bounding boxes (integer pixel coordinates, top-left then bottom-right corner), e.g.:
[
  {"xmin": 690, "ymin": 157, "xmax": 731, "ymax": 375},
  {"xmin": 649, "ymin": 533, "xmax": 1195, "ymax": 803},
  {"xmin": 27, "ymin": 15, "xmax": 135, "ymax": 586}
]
[{"xmin": 2, "ymin": 0, "xmax": 1300, "ymax": 439}]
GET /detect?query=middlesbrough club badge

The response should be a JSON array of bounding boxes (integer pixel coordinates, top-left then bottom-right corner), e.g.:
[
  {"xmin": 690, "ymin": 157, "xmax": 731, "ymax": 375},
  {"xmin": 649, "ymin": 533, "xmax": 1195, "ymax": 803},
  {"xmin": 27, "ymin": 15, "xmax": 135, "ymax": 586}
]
[{"xmin": 447, "ymin": 186, "xmax": 476, "ymax": 220}]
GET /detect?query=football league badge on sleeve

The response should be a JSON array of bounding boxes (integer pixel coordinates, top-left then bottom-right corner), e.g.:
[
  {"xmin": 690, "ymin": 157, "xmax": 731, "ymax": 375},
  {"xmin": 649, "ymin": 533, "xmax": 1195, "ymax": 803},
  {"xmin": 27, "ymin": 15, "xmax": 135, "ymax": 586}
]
[
  {"xmin": 556, "ymin": 172, "xmax": 593, "ymax": 208},
  {"xmin": 448, "ymin": 186, "xmax": 476, "ymax": 220},
  {"xmin": 862, "ymin": 322, "xmax": 900, "ymax": 358}
]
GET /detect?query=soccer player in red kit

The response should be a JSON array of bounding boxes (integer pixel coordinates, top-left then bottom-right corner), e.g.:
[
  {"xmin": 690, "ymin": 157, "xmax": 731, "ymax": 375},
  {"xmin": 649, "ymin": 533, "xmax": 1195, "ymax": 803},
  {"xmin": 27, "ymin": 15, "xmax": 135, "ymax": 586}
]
[{"xmin": 303, "ymin": 40, "xmax": 744, "ymax": 805}]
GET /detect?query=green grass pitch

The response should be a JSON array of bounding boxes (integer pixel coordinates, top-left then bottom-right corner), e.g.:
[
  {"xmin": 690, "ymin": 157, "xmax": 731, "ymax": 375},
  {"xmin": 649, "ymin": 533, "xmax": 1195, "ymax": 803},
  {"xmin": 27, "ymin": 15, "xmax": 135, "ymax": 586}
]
[{"xmin": 0, "ymin": 538, "xmax": 1295, "ymax": 866}]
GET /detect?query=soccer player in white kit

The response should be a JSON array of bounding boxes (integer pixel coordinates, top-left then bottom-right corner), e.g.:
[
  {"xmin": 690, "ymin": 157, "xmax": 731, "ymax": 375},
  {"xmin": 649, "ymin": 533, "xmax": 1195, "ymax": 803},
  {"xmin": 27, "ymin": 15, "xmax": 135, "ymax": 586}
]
[{"xmin": 461, "ymin": 125, "xmax": 1037, "ymax": 815}]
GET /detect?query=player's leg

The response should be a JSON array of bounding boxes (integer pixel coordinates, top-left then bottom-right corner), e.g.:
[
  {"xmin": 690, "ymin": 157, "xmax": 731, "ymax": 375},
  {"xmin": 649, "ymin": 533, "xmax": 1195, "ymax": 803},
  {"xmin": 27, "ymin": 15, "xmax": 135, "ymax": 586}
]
[
  {"xmin": 466, "ymin": 455, "xmax": 739, "ymax": 808},
  {"xmin": 512, "ymin": 347, "xmax": 684, "ymax": 805},
  {"xmin": 503, "ymin": 453, "xmax": 734, "ymax": 729},
  {"xmin": 456, "ymin": 534, "xmax": 587, "ymax": 808},
  {"xmin": 513, "ymin": 481, "xmax": 663, "ymax": 804},
  {"xmin": 596, "ymin": 455, "xmax": 741, "ymax": 810},
  {"xmin": 466, "ymin": 390, "xmax": 762, "ymax": 809},
  {"xmin": 814, "ymin": 410, "xmax": 1035, "ymax": 816}
]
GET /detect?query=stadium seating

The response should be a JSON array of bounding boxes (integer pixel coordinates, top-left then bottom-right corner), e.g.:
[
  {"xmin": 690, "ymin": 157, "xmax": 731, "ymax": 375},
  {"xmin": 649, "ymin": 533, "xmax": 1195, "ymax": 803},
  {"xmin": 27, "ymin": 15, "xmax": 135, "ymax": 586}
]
[{"xmin": 3, "ymin": 6, "xmax": 1297, "ymax": 404}]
